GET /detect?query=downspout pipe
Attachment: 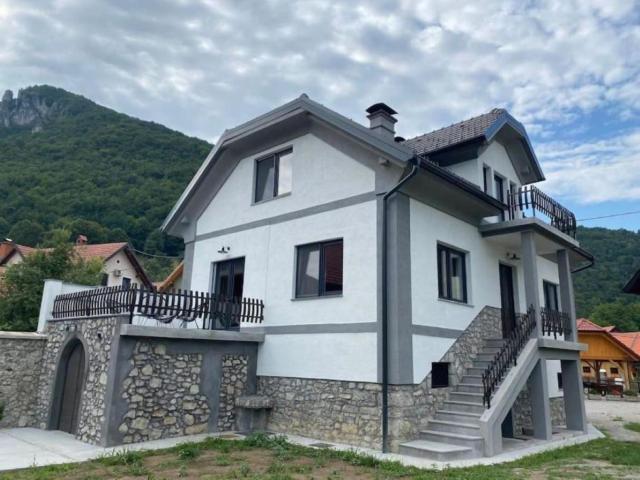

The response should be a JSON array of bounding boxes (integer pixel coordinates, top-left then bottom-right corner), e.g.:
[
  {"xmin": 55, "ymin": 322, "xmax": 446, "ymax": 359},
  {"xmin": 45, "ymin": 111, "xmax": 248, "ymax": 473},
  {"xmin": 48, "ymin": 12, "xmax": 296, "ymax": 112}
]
[{"xmin": 381, "ymin": 154, "xmax": 419, "ymax": 453}]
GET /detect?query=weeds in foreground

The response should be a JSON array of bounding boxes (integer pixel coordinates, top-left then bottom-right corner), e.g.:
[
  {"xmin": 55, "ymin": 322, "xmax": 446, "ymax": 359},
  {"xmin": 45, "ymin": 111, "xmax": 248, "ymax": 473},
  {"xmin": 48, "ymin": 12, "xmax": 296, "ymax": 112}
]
[{"xmin": 177, "ymin": 442, "xmax": 201, "ymax": 461}]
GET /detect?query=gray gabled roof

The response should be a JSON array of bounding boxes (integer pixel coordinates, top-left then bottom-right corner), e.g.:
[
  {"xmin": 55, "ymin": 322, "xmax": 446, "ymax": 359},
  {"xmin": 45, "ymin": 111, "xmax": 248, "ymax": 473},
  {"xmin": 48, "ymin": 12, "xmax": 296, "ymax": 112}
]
[
  {"xmin": 403, "ymin": 108, "xmax": 544, "ymax": 182},
  {"xmin": 404, "ymin": 108, "xmax": 506, "ymax": 155}
]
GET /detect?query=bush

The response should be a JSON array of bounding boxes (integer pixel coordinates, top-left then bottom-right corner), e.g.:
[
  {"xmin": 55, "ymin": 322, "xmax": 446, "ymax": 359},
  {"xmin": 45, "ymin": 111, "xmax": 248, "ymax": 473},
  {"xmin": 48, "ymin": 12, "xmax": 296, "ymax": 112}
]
[
  {"xmin": 177, "ymin": 442, "xmax": 201, "ymax": 461},
  {"xmin": 623, "ymin": 390, "xmax": 638, "ymax": 397}
]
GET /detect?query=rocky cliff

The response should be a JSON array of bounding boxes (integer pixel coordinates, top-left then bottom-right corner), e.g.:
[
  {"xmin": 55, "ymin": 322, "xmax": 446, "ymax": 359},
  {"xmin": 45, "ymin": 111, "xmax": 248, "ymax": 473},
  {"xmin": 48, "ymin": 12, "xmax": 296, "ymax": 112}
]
[{"xmin": 0, "ymin": 87, "xmax": 70, "ymax": 131}]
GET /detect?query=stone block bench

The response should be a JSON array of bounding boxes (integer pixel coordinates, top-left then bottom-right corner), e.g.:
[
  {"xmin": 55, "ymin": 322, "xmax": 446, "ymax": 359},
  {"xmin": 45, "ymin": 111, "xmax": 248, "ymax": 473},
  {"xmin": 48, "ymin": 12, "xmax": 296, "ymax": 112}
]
[{"xmin": 235, "ymin": 395, "xmax": 274, "ymax": 433}]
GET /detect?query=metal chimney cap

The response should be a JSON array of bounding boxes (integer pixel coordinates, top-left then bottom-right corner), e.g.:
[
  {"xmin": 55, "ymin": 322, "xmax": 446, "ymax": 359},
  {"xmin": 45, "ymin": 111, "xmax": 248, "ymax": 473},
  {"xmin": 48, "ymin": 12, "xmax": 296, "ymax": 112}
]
[{"xmin": 366, "ymin": 103, "xmax": 397, "ymax": 116}]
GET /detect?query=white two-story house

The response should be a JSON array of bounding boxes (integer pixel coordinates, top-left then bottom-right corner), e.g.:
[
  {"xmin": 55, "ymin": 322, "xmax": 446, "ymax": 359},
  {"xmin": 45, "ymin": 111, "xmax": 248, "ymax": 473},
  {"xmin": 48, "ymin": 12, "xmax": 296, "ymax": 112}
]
[{"xmin": 162, "ymin": 95, "xmax": 593, "ymax": 459}]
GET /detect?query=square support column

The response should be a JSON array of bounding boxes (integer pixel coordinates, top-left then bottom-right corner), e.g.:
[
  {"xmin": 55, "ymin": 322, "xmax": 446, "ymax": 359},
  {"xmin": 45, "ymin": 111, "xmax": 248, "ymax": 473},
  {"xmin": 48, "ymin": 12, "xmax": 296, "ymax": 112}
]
[
  {"xmin": 557, "ymin": 249, "xmax": 577, "ymax": 342},
  {"xmin": 528, "ymin": 358, "xmax": 552, "ymax": 440},
  {"xmin": 561, "ymin": 358, "xmax": 588, "ymax": 432},
  {"xmin": 521, "ymin": 231, "xmax": 542, "ymax": 337}
]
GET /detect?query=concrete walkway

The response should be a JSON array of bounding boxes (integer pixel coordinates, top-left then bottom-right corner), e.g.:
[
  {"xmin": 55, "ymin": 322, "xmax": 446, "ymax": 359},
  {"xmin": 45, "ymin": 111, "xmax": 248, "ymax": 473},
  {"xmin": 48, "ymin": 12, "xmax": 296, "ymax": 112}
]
[
  {"xmin": 0, "ymin": 428, "xmax": 213, "ymax": 472},
  {"xmin": 0, "ymin": 425, "xmax": 603, "ymax": 473},
  {"xmin": 586, "ymin": 398, "xmax": 640, "ymax": 442}
]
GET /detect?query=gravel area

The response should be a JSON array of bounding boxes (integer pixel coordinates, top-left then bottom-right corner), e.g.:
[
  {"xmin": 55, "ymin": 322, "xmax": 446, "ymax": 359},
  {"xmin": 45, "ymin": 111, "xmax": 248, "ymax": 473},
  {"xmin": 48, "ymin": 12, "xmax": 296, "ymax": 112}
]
[{"xmin": 586, "ymin": 398, "xmax": 640, "ymax": 441}]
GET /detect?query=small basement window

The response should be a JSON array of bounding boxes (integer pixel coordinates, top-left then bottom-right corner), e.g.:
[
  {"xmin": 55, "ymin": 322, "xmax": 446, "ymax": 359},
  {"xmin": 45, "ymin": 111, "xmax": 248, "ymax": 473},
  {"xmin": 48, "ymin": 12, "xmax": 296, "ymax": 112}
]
[
  {"xmin": 432, "ymin": 362, "xmax": 450, "ymax": 388},
  {"xmin": 254, "ymin": 148, "xmax": 293, "ymax": 202},
  {"xmin": 557, "ymin": 372, "xmax": 563, "ymax": 389},
  {"xmin": 295, "ymin": 239, "xmax": 343, "ymax": 298}
]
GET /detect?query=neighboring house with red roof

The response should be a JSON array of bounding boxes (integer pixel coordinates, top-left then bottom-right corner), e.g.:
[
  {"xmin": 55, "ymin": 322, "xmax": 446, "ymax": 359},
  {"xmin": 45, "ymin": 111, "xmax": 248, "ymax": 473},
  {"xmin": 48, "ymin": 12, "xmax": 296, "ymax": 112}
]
[
  {"xmin": 577, "ymin": 318, "xmax": 640, "ymax": 391},
  {"xmin": 0, "ymin": 236, "xmax": 152, "ymax": 288}
]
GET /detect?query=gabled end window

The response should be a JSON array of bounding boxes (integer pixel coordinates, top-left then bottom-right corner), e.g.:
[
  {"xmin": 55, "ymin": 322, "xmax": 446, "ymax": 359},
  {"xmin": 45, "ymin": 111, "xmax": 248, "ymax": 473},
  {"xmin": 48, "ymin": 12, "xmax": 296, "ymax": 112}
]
[
  {"xmin": 254, "ymin": 148, "xmax": 292, "ymax": 203},
  {"xmin": 296, "ymin": 239, "xmax": 343, "ymax": 298},
  {"xmin": 437, "ymin": 244, "xmax": 468, "ymax": 303}
]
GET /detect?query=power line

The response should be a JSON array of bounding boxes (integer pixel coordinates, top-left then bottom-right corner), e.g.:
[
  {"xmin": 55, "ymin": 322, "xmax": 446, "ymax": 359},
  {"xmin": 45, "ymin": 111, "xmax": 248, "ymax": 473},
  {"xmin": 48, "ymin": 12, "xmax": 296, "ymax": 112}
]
[
  {"xmin": 578, "ymin": 209, "xmax": 640, "ymax": 222},
  {"xmin": 130, "ymin": 247, "xmax": 182, "ymax": 259}
]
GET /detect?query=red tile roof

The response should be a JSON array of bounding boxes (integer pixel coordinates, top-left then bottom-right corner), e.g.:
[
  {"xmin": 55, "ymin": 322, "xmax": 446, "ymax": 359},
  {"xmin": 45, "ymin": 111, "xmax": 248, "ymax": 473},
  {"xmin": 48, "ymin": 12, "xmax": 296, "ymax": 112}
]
[
  {"xmin": 72, "ymin": 242, "xmax": 128, "ymax": 261},
  {"xmin": 611, "ymin": 332, "xmax": 640, "ymax": 357},
  {"xmin": 577, "ymin": 318, "xmax": 608, "ymax": 332}
]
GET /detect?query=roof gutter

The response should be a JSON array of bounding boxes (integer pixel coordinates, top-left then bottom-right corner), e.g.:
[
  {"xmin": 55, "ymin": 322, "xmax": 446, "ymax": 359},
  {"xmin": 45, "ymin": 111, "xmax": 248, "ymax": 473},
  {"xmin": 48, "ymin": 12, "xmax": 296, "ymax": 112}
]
[{"xmin": 380, "ymin": 155, "xmax": 419, "ymax": 453}]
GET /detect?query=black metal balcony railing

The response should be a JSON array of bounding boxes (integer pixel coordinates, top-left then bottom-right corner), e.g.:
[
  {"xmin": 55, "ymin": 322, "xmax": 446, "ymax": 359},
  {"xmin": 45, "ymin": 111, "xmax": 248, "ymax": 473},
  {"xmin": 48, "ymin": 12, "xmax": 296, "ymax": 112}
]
[
  {"xmin": 52, "ymin": 285, "xmax": 264, "ymax": 330},
  {"xmin": 482, "ymin": 306, "xmax": 537, "ymax": 408},
  {"xmin": 506, "ymin": 185, "xmax": 577, "ymax": 238},
  {"xmin": 541, "ymin": 307, "xmax": 570, "ymax": 339}
]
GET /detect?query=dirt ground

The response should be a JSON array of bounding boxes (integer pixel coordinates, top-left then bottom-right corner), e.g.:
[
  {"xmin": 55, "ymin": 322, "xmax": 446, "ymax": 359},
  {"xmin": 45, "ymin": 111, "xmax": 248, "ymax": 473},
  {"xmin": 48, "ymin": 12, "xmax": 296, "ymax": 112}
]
[{"xmin": 586, "ymin": 398, "xmax": 640, "ymax": 441}]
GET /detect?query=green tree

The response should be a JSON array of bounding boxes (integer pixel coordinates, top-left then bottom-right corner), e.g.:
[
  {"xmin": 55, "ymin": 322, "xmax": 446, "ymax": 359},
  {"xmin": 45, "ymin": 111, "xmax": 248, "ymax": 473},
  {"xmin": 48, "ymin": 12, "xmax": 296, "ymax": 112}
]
[
  {"xmin": 144, "ymin": 229, "xmax": 165, "ymax": 255},
  {"xmin": 591, "ymin": 302, "xmax": 640, "ymax": 332},
  {"xmin": 0, "ymin": 230, "xmax": 103, "ymax": 331},
  {"xmin": 7, "ymin": 219, "xmax": 44, "ymax": 246},
  {"xmin": 0, "ymin": 217, "xmax": 9, "ymax": 239}
]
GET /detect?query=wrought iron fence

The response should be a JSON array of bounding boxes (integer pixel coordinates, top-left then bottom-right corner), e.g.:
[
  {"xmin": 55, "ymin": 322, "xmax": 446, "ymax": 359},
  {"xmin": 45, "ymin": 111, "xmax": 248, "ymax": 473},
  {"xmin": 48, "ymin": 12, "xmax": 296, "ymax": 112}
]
[
  {"xmin": 482, "ymin": 306, "xmax": 537, "ymax": 408},
  {"xmin": 541, "ymin": 307, "xmax": 570, "ymax": 339},
  {"xmin": 52, "ymin": 285, "xmax": 264, "ymax": 330},
  {"xmin": 506, "ymin": 185, "xmax": 577, "ymax": 238}
]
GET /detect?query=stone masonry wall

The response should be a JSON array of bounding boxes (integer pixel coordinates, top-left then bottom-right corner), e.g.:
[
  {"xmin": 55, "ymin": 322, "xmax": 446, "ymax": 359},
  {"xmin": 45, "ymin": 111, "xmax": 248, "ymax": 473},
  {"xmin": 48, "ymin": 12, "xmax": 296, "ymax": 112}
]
[
  {"xmin": 0, "ymin": 333, "xmax": 47, "ymax": 428},
  {"xmin": 36, "ymin": 316, "xmax": 120, "ymax": 444},
  {"xmin": 118, "ymin": 339, "xmax": 211, "ymax": 443},
  {"xmin": 217, "ymin": 354, "xmax": 249, "ymax": 431},
  {"xmin": 513, "ymin": 387, "xmax": 566, "ymax": 434},
  {"xmin": 257, "ymin": 376, "xmax": 382, "ymax": 449},
  {"xmin": 387, "ymin": 306, "xmax": 502, "ymax": 450}
]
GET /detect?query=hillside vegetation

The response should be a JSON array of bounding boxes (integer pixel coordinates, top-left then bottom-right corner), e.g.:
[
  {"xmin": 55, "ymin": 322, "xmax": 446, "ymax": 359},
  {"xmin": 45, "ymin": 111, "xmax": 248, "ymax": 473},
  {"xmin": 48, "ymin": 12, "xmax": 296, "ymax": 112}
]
[{"xmin": 0, "ymin": 85, "xmax": 212, "ymax": 263}]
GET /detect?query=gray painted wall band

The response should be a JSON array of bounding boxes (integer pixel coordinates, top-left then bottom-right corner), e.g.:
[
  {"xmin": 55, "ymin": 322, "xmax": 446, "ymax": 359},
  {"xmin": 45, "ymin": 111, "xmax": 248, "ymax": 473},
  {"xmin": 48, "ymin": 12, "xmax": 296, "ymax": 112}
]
[
  {"xmin": 256, "ymin": 322, "xmax": 378, "ymax": 335},
  {"xmin": 411, "ymin": 324, "xmax": 463, "ymax": 339},
  {"xmin": 190, "ymin": 191, "xmax": 377, "ymax": 243}
]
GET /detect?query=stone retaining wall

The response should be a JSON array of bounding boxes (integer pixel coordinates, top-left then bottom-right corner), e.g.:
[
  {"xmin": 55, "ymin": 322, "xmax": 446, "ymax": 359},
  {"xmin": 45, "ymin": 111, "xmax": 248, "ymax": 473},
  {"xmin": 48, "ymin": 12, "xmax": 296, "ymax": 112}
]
[
  {"xmin": 217, "ymin": 354, "xmax": 249, "ymax": 431},
  {"xmin": 513, "ymin": 387, "xmax": 567, "ymax": 434},
  {"xmin": 35, "ymin": 316, "xmax": 121, "ymax": 444},
  {"xmin": 0, "ymin": 332, "xmax": 47, "ymax": 428},
  {"xmin": 257, "ymin": 376, "xmax": 382, "ymax": 449}
]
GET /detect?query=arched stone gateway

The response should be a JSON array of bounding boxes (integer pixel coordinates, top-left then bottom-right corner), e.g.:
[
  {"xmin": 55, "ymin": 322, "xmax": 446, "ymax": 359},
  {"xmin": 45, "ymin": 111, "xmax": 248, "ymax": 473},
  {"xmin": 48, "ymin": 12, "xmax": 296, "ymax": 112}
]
[{"xmin": 51, "ymin": 338, "xmax": 86, "ymax": 434}]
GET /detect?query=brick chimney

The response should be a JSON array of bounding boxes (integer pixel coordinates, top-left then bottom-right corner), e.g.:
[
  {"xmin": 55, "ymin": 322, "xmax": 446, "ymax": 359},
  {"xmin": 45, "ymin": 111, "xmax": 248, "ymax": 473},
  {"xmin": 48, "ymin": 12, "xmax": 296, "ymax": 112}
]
[
  {"xmin": 76, "ymin": 234, "xmax": 88, "ymax": 246},
  {"xmin": 366, "ymin": 103, "xmax": 397, "ymax": 140}
]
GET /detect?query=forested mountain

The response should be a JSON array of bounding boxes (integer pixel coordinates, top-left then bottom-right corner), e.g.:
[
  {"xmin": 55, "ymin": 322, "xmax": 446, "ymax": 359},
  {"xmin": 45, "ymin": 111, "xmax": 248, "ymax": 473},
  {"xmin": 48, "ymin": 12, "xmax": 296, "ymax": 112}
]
[
  {"xmin": 0, "ymin": 85, "xmax": 212, "ymax": 266},
  {"xmin": 0, "ymin": 85, "xmax": 639, "ymax": 324},
  {"xmin": 574, "ymin": 226, "xmax": 640, "ymax": 325}
]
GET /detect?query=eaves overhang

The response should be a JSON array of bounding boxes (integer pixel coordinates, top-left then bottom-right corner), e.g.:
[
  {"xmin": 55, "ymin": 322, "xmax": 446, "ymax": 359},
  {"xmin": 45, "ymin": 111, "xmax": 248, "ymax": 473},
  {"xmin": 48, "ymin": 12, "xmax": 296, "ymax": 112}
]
[{"xmin": 623, "ymin": 268, "xmax": 640, "ymax": 295}]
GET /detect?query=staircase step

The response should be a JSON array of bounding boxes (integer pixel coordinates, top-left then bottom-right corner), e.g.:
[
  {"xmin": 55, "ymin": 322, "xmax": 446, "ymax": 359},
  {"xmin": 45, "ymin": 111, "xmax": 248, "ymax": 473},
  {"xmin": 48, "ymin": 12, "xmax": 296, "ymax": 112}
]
[
  {"xmin": 399, "ymin": 440, "xmax": 475, "ymax": 461},
  {"xmin": 449, "ymin": 392, "xmax": 484, "ymax": 404},
  {"xmin": 434, "ymin": 410, "xmax": 481, "ymax": 424},
  {"xmin": 461, "ymin": 375, "xmax": 483, "ymax": 385},
  {"xmin": 442, "ymin": 400, "xmax": 485, "ymax": 414},
  {"xmin": 483, "ymin": 338, "xmax": 506, "ymax": 347},
  {"xmin": 480, "ymin": 346, "xmax": 502, "ymax": 354},
  {"xmin": 467, "ymin": 367, "xmax": 488, "ymax": 376},
  {"xmin": 472, "ymin": 360, "xmax": 491, "ymax": 368},
  {"xmin": 427, "ymin": 419, "xmax": 481, "ymax": 436},
  {"xmin": 456, "ymin": 383, "xmax": 483, "ymax": 393},
  {"xmin": 475, "ymin": 353, "xmax": 496, "ymax": 362},
  {"xmin": 419, "ymin": 430, "xmax": 484, "ymax": 450}
]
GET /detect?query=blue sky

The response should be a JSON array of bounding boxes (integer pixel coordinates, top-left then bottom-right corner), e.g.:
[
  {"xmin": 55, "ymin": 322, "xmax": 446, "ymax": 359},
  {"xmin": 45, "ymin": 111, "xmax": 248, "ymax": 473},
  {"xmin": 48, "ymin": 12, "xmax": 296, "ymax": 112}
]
[{"xmin": 1, "ymin": 0, "xmax": 639, "ymax": 231}]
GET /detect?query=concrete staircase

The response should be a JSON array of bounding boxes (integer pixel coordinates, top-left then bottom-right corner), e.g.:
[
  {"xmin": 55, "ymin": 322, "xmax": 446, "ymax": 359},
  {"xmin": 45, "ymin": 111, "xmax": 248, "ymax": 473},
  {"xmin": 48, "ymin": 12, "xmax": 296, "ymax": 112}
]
[{"xmin": 399, "ymin": 338, "xmax": 506, "ymax": 461}]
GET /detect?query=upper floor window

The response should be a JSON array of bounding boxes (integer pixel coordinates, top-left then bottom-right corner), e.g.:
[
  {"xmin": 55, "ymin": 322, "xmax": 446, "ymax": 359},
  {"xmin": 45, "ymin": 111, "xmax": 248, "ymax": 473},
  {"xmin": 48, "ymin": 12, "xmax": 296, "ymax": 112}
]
[
  {"xmin": 295, "ymin": 239, "xmax": 343, "ymax": 298},
  {"xmin": 437, "ymin": 244, "xmax": 467, "ymax": 303},
  {"xmin": 543, "ymin": 281, "xmax": 559, "ymax": 311},
  {"xmin": 254, "ymin": 148, "xmax": 292, "ymax": 203}
]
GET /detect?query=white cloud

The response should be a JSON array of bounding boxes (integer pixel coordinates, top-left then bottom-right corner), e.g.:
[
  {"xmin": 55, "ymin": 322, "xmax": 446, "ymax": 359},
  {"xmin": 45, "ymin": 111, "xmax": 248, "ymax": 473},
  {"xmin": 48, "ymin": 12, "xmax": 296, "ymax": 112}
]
[
  {"xmin": 539, "ymin": 129, "xmax": 640, "ymax": 203},
  {"xmin": 0, "ymin": 0, "xmax": 639, "ymax": 202}
]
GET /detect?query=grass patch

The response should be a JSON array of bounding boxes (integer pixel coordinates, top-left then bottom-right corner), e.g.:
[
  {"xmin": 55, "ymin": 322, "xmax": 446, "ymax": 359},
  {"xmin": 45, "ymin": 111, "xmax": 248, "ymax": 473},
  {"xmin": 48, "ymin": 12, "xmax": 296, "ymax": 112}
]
[
  {"xmin": 624, "ymin": 422, "xmax": 640, "ymax": 433},
  {"xmin": 3, "ymin": 433, "xmax": 640, "ymax": 479}
]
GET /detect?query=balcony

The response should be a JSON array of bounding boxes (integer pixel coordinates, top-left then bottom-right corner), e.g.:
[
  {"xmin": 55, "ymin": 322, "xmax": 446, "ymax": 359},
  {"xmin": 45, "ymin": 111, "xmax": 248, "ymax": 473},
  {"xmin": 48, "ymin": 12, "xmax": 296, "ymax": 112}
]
[
  {"xmin": 52, "ymin": 285, "xmax": 264, "ymax": 330},
  {"xmin": 505, "ymin": 185, "xmax": 576, "ymax": 238}
]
